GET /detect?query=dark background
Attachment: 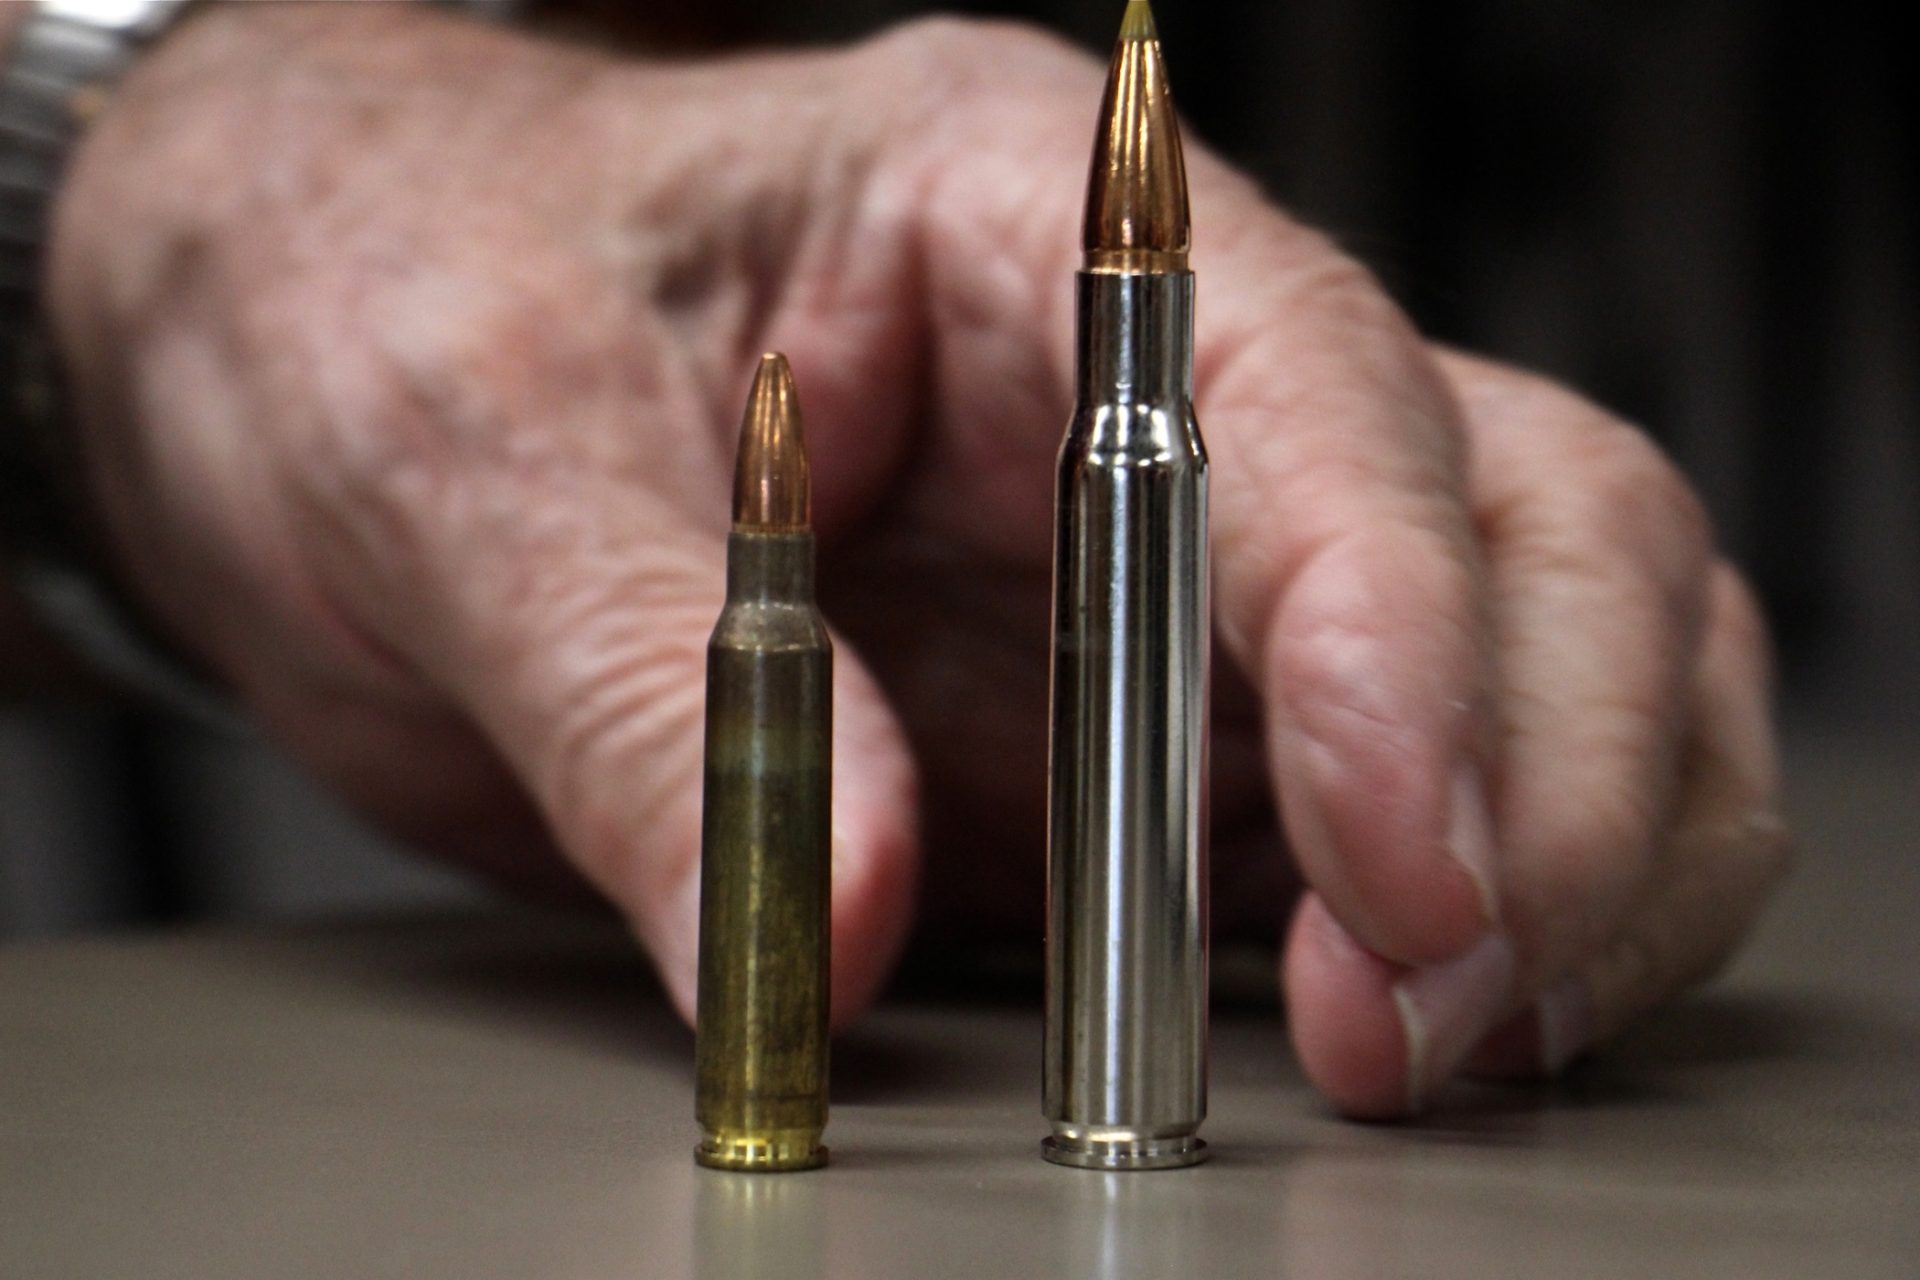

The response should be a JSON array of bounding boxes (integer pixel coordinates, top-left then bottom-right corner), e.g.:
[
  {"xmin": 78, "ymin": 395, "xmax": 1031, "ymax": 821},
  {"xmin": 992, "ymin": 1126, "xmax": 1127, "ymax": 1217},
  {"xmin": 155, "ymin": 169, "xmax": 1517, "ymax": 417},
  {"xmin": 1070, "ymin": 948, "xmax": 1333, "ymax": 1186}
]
[
  {"xmin": 2, "ymin": 0, "xmax": 1913, "ymax": 934},
  {"xmin": 617, "ymin": 0, "xmax": 1916, "ymax": 717}
]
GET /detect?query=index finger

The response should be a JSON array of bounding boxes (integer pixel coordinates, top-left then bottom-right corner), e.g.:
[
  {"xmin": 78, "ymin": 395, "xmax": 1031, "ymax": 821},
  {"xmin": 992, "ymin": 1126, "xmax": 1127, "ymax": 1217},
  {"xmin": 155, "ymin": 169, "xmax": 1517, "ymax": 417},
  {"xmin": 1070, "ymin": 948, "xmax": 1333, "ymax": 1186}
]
[{"xmin": 1193, "ymin": 167, "xmax": 1499, "ymax": 964}]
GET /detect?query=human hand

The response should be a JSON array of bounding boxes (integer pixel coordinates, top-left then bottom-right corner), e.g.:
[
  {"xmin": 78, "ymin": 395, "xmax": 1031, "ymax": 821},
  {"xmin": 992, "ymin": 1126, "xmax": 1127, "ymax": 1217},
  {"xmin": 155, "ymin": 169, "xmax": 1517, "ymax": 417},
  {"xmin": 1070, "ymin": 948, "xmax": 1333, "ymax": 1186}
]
[{"xmin": 47, "ymin": 3, "xmax": 1787, "ymax": 1115}]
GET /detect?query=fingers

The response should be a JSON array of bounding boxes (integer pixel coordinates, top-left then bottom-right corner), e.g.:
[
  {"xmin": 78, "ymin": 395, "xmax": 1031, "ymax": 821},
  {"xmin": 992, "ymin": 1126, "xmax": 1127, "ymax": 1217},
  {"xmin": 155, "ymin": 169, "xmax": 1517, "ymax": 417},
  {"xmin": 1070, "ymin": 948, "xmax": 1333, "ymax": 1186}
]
[
  {"xmin": 1285, "ymin": 892, "xmax": 1518, "ymax": 1118},
  {"xmin": 1578, "ymin": 566, "xmax": 1788, "ymax": 1042},
  {"xmin": 365, "ymin": 477, "xmax": 921, "ymax": 1029},
  {"xmin": 1191, "ymin": 178, "xmax": 1498, "ymax": 966},
  {"xmin": 1283, "ymin": 348, "xmax": 1783, "ymax": 1117},
  {"xmin": 1451, "ymin": 351, "xmax": 1716, "ymax": 978},
  {"xmin": 1473, "ymin": 565, "xmax": 1789, "ymax": 1075}
]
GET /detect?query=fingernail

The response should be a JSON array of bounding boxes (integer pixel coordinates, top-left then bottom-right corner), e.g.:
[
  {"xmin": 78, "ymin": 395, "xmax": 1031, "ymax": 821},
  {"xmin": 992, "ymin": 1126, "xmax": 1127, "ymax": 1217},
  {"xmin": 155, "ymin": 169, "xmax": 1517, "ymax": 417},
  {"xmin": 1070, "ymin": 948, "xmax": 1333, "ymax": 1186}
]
[
  {"xmin": 1392, "ymin": 932, "xmax": 1518, "ymax": 1113},
  {"xmin": 1446, "ymin": 760, "xmax": 1500, "ymax": 926},
  {"xmin": 1536, "ymin": 976, "xmax": 1594, "ymax": 1074}
]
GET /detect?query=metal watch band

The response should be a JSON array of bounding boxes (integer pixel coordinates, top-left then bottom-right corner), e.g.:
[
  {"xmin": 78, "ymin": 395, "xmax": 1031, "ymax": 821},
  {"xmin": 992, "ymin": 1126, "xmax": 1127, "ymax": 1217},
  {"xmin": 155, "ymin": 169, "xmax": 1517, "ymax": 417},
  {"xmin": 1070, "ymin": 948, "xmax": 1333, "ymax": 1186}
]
[
  {"xmin": 1, "ymin": 1, "xmax": 193, "ymax": 299},
  {"xmin": 1, "ymin": 0, "xmax": 217, "ymax": 717}
]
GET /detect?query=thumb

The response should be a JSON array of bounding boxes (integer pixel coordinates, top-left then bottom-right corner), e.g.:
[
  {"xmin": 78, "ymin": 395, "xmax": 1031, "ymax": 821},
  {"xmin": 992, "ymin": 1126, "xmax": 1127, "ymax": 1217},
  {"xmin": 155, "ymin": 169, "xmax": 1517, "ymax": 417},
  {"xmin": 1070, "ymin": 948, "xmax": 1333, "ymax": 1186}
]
[{"xmin": 416, "ymin": 502, "xmax": 920, "ymax": 1028}]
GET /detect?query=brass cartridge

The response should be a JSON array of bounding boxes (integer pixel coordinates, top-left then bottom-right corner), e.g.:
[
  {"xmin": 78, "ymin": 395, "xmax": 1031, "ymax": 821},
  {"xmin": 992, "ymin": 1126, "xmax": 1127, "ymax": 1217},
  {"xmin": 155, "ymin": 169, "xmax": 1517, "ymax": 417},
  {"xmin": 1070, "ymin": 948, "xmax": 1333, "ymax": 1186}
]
[{"xmin": 694, "ymin": 353, "xmax": 832, "ymax": 1173}]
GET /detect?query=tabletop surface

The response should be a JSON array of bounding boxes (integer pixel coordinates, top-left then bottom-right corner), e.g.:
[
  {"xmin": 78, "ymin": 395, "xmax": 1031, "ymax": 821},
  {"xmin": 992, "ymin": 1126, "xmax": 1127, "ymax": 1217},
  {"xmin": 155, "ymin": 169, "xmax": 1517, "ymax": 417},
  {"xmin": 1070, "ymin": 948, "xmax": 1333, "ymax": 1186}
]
[{"xmin": 4, "ymin": 731, "xmax": 1918, "ymax": 1280}]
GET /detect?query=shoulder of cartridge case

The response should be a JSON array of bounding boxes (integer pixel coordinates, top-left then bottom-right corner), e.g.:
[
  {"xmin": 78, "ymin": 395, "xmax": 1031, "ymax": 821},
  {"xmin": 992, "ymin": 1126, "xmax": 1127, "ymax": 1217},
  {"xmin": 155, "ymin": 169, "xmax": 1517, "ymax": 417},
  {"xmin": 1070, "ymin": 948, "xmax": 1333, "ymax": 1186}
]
[
  {"xmin": 709, "ymin": 602, "xmax": 832, "ymax": 654},
  {"xmin": 1066, "ymin": 403, "xmax": 1206, "ymax": 458}
]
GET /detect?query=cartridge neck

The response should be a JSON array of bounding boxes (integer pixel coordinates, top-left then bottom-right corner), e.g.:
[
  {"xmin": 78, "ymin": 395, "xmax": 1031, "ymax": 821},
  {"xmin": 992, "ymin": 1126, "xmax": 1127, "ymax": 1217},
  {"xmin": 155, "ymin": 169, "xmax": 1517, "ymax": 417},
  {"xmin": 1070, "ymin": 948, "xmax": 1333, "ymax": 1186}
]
[
  {"xmin": 1075, "ymin": 271, "xmax": 1194, "ymax": 407},
  {"xmin": 725, "ymin": 530, "xmax": 815, "ymax": 602}
]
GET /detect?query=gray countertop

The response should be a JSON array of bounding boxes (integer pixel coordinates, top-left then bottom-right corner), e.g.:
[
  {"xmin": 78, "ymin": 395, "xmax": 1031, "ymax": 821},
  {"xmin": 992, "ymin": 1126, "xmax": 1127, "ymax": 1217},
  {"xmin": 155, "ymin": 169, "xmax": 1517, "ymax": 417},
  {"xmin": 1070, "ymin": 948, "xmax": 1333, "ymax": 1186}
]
[{"xmin": 5, "ymin": 731, "xmax": 1918, "ymax": 1279}]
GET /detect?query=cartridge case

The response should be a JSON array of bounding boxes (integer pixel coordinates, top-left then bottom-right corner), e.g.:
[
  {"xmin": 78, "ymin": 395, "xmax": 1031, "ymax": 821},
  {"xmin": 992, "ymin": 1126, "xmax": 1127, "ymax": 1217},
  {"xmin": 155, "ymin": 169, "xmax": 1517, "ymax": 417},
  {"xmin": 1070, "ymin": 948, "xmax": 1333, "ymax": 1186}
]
[
  {"xmin": 695, "ymin": 529, "xmax": 832, "ymax": 1172},
  {"xmin": 1044, "ymin": 269, "xmax": 1210, "ymax": 1170}
]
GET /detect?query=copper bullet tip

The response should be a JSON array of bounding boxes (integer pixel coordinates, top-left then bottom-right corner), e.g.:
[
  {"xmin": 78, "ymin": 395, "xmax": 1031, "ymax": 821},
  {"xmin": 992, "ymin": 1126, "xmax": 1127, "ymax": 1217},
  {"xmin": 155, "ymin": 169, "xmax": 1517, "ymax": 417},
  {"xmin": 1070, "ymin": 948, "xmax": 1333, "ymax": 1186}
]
[
  {"xmin": 1119, "ymin": 0, "xmax": 1157, "ymax": 42},
  {"xmin": 732, "ymin": 352, "xmax": 810, "ymax": 531},
  {"xmin": 1084, "ymin": 0, "xmax": 1191, "ymax": 274}
]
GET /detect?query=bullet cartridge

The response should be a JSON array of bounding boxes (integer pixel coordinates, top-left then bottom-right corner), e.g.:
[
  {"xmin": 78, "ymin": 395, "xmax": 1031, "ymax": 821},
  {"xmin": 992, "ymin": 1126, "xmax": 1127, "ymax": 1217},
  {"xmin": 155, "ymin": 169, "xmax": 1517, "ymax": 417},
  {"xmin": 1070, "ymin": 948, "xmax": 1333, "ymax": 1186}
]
[
  {"xmin": 1043, "ymin": 0, "xmax": 1211, "ymax": 1171},
  {"xmin": 695, "ymin": 353, "xmax": 832, "ymax": 1173}
]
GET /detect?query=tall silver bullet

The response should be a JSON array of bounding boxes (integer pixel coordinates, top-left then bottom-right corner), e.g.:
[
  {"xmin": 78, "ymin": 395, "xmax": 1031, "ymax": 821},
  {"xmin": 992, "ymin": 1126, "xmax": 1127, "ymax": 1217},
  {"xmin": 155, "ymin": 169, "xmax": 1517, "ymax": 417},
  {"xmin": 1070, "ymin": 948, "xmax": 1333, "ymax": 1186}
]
[{"xmin": 1043, "ymin": 0, "xmax": 1210, "ymax": 1171}]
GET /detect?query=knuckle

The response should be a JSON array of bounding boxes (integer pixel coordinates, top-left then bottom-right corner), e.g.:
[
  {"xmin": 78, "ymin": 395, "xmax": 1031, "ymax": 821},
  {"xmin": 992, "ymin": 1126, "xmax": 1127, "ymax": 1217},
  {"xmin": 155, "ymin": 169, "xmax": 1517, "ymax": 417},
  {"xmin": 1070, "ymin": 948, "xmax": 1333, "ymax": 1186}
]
[
  {"xmin": 276, "ymin": 259, "xmax": 655, "ymax": 562},
  {"xmin": 1204, "ymin": 246, "xmax": 1424, "ymax": 408},
  {"xmin": 1201, "ymin": 273, "xmax": 1464, "ymax": 519},
  {"xmin": 1487, "ymin": 411, "xmax": 1714, "ymax": 653},
  {"xmin": 1579, "ymin": 801, "xmax": 1793, "ymax": 1034},
  {"xmin": 1296, "ymin": 254, "xmax": 1421, "ymax": 357},
  {"xmin": 1570, "ymin": 422, "xmax": 1713, "ymax": 590},
  {"xmin": 864, "ymin": 15, "xmax": 1092, "ymax": 107},
  {"xmin": 283, "ymin": 364, "xmax": 452, "ymax": 525},
  {"xmin": 855, "ymin": 16, "xmax": 1099, "ymax": 262},
  {"xmin": 1268, "ymin": 523, "xmax": 1477, "ymax": 675},
  {"xmin": 1707, "ymin": 561, "xmax": 1777, "ymax": 687},
  {"xmin": 1512, "ymin": 781, "xmax": 1663, "ymax": 963}
]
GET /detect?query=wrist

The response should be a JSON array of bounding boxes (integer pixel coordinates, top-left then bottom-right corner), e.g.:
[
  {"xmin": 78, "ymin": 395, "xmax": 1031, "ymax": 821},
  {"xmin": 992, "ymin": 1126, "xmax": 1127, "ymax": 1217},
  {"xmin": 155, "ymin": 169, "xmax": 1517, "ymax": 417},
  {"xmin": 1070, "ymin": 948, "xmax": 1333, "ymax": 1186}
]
[
  {"xmin": 0, "ymin": 0, "xmax": 199, "ymax": 693},
  {"xmin": 41, "ymin": 1, "xmax": 608, "ymax": 693},
  {"xmin": 48, "ymin": 0, "xmax": 597, "ymax": 383},
  {"xmin": 3, "ymin": 0, "xmax": 519, "ymax": 700},
  {"xmin": 48, "ymin": 1, "xmax": 461, "ymax": 358}
]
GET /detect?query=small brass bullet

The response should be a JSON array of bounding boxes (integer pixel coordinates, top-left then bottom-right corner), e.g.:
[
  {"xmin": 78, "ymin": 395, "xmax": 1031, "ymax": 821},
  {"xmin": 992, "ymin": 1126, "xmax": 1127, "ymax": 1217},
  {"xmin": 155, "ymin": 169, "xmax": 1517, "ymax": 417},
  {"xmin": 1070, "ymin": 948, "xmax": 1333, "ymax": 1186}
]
[{"xmin": 695, "ymin": 353, "xmax": 832, "ymax": 1173}]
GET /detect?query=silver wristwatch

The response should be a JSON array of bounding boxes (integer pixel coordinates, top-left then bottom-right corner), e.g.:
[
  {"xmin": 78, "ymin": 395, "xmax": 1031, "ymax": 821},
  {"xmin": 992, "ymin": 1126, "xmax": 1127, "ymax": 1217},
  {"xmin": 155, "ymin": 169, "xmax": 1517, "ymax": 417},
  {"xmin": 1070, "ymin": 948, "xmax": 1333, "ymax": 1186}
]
[
  {"xmin": 0, "ymin": 0, "xmax": 507, "ymax": 716},
  {"xmin": 1, "ymin": 0, "xmax": 222, "ymax": 717},
  {"xmin": 1, "ymin": 1, "xmax": 193, "ymax": 296}
]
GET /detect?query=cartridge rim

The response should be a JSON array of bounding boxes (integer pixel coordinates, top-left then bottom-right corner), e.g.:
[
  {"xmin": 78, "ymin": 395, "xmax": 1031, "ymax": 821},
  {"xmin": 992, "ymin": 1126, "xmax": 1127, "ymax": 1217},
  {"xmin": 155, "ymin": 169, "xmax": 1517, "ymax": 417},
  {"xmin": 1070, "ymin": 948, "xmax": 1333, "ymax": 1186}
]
[
  {"xmin": 1040, "ymin": 1133, "xmax": 1209, "ymax": 1171},
  {"xmin": 695, "ymin": 1131, "xmax": 828, "ymax": 1173}
]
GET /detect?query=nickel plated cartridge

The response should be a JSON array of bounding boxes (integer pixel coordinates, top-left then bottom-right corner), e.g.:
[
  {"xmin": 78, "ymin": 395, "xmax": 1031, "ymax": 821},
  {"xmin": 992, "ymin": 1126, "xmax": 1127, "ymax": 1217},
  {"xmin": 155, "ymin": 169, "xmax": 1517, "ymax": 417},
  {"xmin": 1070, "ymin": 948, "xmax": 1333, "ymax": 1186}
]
[
  {"xmin": 694, "ymin": 353, "xmax": 832, "ymax": 1173},
  {"xmin": 1043, "ymin": 0, "xmax": 1211, "ymax": 1171}
]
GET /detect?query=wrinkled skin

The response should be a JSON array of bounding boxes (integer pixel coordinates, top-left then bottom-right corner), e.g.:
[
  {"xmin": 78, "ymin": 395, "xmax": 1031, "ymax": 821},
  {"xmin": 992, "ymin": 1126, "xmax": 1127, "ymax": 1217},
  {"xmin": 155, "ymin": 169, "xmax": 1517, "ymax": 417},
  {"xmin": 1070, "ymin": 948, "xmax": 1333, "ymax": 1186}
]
[{"xmin": 47, "ymin": 3, "xmax": 1787, "ymax": 1116}]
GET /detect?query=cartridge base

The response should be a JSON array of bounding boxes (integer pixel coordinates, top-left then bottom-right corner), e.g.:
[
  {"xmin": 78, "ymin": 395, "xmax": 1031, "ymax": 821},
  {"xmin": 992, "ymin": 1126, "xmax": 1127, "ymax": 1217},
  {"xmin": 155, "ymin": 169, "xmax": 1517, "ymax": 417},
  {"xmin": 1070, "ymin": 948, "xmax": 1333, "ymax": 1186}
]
[
  {"xmin": 1041, "ymin": 1130, "xmax": 1208, "ymax": 1171},
  {"xmin": 695, "ymin": 1130, "xmax": 827, "ymax": 1173}
]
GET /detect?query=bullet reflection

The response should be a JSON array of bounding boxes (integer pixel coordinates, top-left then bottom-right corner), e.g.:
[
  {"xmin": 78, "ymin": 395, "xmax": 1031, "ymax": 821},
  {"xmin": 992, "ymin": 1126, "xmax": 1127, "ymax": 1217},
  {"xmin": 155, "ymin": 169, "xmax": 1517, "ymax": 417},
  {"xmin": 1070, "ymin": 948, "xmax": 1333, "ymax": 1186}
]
[
  {"xmin": 692, "ymin": 1170, "xmax": 826, "ymax": 1280},
  {"xmin": 1057, "ymin": 1172, "xmax": 1207, "ymax": 1280}
]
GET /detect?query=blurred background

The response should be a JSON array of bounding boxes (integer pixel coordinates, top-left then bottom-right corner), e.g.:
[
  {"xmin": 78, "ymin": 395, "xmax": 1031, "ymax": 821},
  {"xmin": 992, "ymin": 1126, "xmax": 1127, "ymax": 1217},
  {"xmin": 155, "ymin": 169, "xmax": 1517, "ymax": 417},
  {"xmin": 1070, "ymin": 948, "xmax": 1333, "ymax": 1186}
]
[{"xmin": 2, "ymin": 0, "xmax": 1913, "ymax": 937}]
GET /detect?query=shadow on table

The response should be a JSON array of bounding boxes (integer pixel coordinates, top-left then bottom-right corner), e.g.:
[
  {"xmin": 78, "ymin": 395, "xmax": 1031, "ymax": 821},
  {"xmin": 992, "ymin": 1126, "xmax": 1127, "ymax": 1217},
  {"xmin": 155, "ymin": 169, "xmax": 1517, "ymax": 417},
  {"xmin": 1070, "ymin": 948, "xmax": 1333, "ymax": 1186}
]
[
  {"xmin": 217, "ymin": 908, "xmax": 692, "ymax": 1064},
  {"xmin": 207, "ymin": 911, "xmax": 1918, "ymax": 1131},
  {"xmin": 1359, "ymin": 987, "xmax": 1918, "ymax": 1150}
]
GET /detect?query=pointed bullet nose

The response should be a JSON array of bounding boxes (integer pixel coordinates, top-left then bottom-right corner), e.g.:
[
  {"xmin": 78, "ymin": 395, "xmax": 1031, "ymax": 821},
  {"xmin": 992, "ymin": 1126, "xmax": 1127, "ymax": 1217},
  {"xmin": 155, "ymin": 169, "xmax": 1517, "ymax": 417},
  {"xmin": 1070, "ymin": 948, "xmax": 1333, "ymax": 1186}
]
[
  {"xmin": 751, "ymin": 350, "xmax": 795, "ymax": 405},
  {"xmin": 1084, "ymin": 0, "xmax": 1191, "ymax": 272},
  {"xmin": 734, "ymin": 352, "xmax": 810, "ymax": 530},
  {"xmin": 1119, "ymin": 0, "xmax": 1158, "ymax": 44}
]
